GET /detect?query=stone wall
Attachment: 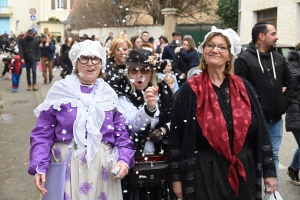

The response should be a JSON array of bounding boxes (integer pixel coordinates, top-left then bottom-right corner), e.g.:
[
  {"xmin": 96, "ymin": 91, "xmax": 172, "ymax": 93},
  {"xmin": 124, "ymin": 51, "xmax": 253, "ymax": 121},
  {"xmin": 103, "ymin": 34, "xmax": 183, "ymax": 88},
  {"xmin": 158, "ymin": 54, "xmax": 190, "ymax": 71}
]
[{"xmin": 78, "ymin": 25, "xmax": 165, "ymax": 45}]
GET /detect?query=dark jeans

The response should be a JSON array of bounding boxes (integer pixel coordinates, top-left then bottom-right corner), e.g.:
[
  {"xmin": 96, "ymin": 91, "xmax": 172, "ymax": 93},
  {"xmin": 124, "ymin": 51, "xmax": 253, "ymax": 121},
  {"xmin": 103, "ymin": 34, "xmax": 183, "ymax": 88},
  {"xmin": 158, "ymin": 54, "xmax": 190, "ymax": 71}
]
[{"xmin": 25, "ymin": 61, "xmax": 37, "ymax": 85}]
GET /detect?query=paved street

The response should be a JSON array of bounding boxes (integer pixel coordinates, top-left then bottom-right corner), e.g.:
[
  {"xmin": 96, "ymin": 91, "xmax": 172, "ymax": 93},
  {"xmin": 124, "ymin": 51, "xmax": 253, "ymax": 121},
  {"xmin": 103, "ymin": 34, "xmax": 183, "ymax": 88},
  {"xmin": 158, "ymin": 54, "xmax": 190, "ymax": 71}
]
[{"xmin": 0, "ymin": 68, "xmax": 300, "ymax": 199}]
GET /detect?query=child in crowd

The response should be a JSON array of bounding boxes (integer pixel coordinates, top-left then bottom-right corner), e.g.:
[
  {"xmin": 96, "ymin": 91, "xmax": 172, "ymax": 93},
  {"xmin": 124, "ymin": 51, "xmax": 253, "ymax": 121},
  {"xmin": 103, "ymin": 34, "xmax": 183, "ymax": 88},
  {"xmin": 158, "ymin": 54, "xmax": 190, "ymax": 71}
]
[
  {"xmin": 0, "ymin": 58, "xmax": 10, "ymax": 79},
  {"xmin": 10, "ymin": 54, "xmax": 22, "ymax": 92},
  {"xmin": 162, "ymin": 61, "xmax": 179, "ymax": 91},
  {"xmin": 162, "ymin": 72, "xmax": 176, "ymax": 94}
]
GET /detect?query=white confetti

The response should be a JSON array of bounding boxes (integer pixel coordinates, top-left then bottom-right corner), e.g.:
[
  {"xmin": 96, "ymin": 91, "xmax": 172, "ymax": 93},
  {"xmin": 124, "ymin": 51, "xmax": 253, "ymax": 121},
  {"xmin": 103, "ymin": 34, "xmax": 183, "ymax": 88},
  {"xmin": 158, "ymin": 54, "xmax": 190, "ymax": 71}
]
[
  {"xmin": 183, "ymin": 120, "xmax": 187, "ymax": 123},
  {"xmin": 128, "ymin": 125, "xmax": 132, "ymax": 129},
  {"xmin": 61, "ymin": 129, "xmax": 67, "ymax": 134}
]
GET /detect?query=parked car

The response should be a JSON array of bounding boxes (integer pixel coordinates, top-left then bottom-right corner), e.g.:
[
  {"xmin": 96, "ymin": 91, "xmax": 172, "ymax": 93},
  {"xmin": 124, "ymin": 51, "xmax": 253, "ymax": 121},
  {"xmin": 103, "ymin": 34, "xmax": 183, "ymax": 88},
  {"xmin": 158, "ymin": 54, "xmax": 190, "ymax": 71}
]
[{"xmin": 241, "ymin": 43, "xmax": 295, "ymax": 59}]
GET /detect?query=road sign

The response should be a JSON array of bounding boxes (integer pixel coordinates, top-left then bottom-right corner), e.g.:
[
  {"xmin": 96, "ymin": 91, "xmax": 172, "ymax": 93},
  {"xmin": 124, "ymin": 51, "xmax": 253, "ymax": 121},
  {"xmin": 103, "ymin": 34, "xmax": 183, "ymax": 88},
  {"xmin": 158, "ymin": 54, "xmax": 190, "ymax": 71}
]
[
  {"xmin": 29, "ymin": 8, "xmax": 36, "ymax": 15},
  {"xmin": 29, "ymin": 22, "xmax": 37, "ymax": 29},
  {"xmin": 30, "ymin": 15, "xmax": 36, "ymax": 21}
]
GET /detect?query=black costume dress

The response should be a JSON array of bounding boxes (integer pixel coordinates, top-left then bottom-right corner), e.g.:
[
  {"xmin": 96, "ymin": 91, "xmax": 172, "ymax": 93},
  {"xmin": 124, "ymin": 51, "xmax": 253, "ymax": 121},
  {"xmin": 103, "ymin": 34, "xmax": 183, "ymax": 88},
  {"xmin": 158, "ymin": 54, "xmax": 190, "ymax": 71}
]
[
  {"xmin": 168, "ymin": 77, "xmax": 276, "ymax": 200},
  {"xmin": 104, "ymin": 63, "xmax": 175, "ymax": 200},
  {"xmin": 194, "ymin": 77, "xmax": 256, "ymax": 199}
]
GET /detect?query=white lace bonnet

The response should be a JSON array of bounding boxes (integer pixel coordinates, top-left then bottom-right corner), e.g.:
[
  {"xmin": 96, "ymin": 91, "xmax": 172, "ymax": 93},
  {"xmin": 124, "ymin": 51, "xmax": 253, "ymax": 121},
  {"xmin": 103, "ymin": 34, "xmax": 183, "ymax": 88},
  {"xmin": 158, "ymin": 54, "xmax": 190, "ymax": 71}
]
[
  {"xmin": 199, "ymin": 26, "xmax": 241, "ymax": 60},
  {"xmin": 68, "ymin": 40, "xmax": 107, "ymax": 70}
]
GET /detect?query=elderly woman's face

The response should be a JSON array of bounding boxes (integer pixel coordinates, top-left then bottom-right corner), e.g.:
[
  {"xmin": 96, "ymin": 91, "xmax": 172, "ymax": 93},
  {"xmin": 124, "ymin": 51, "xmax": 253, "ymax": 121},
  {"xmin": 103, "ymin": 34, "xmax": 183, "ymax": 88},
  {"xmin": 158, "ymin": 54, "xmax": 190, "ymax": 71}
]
[
  {"xmin": 128, "ymin": 66, "xmax": 153, "ymax": 90},
  {"xmin": 203, "ymin": 35, "xmax": 232, "ymax": 69},
  {"xmin": 76, "ymin": 55, "xmax": 102, "ymax": 84},
  {"xmin": 113, "ymin": 42, "xmax": 129, "ymax": 64}
]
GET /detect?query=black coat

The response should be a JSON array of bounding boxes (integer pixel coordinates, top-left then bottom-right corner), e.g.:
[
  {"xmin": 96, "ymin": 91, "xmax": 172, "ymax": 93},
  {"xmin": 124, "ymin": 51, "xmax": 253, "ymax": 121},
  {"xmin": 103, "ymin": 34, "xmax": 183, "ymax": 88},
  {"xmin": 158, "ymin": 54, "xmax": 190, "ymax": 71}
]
[
  {"xmin": 19, "ymin": 37, "xmax": 40, "ymax": 62},
  {"xmin": 285, "ymin": 50, "xmax": 300, "ymax": 131},
  {"xmin": 234, "ymin": 42, "xmax": 294, "ymax": 122},
  {"xmin": 172, "ymin": 51, "xmax": 188, "ymax": 87}
]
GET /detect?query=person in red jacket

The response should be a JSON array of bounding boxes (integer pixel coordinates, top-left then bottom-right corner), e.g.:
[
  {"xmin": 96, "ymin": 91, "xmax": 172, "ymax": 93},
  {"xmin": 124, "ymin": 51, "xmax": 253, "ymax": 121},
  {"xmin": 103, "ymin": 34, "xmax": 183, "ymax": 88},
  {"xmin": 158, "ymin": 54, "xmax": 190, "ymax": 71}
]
[{"xmin": 10, "ymin": 54, "xmax": 22, "ymax": 92}]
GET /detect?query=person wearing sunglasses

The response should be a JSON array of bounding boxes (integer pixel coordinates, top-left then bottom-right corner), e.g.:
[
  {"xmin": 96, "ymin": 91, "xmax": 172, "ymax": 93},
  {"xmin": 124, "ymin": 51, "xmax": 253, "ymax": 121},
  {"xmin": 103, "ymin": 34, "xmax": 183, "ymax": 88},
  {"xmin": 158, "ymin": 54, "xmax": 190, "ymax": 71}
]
[
  {"xmin": 169, "ymin": 27, "xmax": 277, "ymax": 200},
  {"xmin": 28, "ymin": 40, "xmax": 135, "ymax": 200},
  {"xmin": 112, "ymin": 48, "xmax": 175, "ymax": 200}
]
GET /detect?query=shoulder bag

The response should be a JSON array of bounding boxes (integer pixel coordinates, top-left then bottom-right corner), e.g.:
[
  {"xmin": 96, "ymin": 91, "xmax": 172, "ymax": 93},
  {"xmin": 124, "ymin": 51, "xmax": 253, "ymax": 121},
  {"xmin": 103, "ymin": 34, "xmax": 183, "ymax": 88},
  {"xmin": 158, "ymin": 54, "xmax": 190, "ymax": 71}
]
[{"xmin": 42, "ymin": 147, "xmax": 72, "ymax": 200}]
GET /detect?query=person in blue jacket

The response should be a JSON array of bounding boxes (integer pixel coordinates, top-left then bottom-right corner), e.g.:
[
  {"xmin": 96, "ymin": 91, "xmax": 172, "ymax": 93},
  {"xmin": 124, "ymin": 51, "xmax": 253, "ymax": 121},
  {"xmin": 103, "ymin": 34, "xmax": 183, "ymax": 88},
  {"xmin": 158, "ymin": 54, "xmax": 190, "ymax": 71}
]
[{"xmin": 39, "ymin": 34, "xmax": 55, "ymax": 84}]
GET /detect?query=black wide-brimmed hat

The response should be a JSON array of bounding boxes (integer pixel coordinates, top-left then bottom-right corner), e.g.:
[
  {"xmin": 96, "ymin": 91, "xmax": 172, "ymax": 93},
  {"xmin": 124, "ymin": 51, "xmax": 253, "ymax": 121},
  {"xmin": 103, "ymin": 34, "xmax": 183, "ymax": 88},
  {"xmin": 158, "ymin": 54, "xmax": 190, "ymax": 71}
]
[
  {"xmin": 126, "ymin": 49, "xmax": 157, "ymax": 67},
  {"xmin": 79, "ymin": 34, "xmax": 91, "ymax": 40}
]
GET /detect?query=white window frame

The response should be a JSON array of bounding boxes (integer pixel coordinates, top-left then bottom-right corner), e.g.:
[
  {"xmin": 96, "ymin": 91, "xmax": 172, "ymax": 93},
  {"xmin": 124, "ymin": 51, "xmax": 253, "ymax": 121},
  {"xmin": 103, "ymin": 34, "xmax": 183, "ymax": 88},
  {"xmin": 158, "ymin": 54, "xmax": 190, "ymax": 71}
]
[{"xmin": 57, "ymin": 0, "xmax": 64, "ymax": 9}]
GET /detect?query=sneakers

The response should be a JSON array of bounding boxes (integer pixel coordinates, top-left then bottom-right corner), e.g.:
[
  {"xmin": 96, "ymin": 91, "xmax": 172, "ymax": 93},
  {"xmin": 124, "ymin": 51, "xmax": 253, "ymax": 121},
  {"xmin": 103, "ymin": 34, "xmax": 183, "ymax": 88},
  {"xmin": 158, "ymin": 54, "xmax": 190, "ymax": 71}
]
[
  {"xmin": 27, "ymin": 85, "xmax": 32, "ymax": 91},
  {"xmin": 33, "ymin": 84, "xmax": 39, "ymax": 91},
  {"xmin": 12, "ymin": 88, "xmax": 18, "ymax": 92},
  {"xmin": 286, "ymin": 167, "xmax": 300, "ymax": 185}
]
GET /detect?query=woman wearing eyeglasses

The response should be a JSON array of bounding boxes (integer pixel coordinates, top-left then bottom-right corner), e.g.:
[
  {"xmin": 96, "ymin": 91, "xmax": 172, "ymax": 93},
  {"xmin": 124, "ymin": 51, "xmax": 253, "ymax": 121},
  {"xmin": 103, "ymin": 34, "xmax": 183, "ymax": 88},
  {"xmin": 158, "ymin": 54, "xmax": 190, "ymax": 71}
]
[
  {"xmin": 168, "ymin": 27, "xmax": 277, "ymax": 200},
  {"xmin": 113, "ymin": 49, "xmax": 175, "ymax": 200},
  {"xmin": 28, "ymin": 40, "xmax": 135, "ymax": 200}
]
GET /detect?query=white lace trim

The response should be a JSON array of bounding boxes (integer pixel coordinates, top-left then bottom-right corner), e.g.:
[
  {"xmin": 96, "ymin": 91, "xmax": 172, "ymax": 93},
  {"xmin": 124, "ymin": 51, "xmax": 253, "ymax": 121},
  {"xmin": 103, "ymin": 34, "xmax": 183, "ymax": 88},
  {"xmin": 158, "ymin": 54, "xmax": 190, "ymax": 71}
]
[{"xmin": 34, "ymin": 74, "xmax": 123, "ymax": 168}]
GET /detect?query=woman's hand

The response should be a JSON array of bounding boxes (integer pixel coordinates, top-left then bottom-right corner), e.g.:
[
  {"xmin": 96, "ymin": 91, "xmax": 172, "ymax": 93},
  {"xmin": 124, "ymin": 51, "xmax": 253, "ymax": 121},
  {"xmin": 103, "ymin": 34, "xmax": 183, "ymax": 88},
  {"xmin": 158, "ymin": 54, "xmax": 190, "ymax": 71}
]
[
  {"xmin": 144, "ymin": 86, "xmax": 158, "ymax": 111},
  {"xmin": 111, "ymin": 162, "xmax": 128, "ymax": 180},
  {"xmin": 264, "ymin": 177, "xmax": 277, "ymax": 194},
  {"xmin": 34, "ymin": 174, "xmax": 47, "ymax": 195},
  {"xmin": 173, "ymin": 181, "xmax": 183, "ymax": 199}
]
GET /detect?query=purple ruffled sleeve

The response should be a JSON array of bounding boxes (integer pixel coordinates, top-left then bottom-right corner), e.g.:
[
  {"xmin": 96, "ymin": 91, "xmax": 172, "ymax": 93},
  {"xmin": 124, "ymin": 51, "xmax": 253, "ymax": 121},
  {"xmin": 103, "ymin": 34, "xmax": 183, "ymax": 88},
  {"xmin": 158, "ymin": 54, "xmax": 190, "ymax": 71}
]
[
  {"xmin": 28, "ymin": 107, "xmax": 56, "ymax": 175},
  {"xmin": 113, "ymin": 110, "xmax": 135, "ymax": 168}
]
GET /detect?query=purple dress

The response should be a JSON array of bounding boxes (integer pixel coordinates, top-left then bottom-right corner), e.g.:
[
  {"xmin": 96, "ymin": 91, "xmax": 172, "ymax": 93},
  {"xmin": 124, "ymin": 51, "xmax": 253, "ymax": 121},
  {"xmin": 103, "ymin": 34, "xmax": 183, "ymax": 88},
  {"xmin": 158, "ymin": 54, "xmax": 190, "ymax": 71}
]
[{"xmin": 29, "ymin": 85, "xmax": 135, "ymax": 199}]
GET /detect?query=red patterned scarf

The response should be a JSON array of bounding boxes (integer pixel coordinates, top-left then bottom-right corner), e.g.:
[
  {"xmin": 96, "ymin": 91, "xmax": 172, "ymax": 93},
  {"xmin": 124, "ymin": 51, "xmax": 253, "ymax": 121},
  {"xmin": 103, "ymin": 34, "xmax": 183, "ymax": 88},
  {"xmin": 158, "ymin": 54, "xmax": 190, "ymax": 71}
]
[{"xmin": 188, "ymin": 71, "xmax": 251, "ymax": 197}]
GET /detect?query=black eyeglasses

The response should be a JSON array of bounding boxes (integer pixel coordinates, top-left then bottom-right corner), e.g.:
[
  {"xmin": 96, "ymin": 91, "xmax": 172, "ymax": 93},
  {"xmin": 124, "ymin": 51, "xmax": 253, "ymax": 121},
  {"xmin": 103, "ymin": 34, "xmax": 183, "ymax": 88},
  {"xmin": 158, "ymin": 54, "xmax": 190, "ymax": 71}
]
[
  {"xmin": 128, "ymin": 66, "xmax": 151, "ymax": 75},
  {"xmin": 78, "ymin": 56, "xmax": 101, "ymax": 65},
  {"xmin": 205, "ymin": 43, "xmax": 229, "ymax": 52}
]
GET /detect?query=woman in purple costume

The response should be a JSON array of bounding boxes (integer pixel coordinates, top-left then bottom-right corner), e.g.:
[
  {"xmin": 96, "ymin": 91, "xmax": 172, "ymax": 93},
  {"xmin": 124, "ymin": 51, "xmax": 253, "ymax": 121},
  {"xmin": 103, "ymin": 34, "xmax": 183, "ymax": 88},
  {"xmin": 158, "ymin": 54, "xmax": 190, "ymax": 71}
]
[{"xmin": 28, "ymin": 40, "xmax": 135, "ymax": 200}]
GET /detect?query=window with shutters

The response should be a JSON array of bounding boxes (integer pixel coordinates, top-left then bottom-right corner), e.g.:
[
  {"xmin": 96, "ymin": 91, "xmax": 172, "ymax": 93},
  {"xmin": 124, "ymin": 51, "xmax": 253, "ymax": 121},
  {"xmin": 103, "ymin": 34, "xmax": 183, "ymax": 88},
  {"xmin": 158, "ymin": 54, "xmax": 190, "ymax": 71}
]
[
  {"xmin": 57, "ymin": 0, "xmax": 64, "ymax": 9},
  {"xmin": 257, "ymin": 8, "xmax": 277, "ymax": 29}
]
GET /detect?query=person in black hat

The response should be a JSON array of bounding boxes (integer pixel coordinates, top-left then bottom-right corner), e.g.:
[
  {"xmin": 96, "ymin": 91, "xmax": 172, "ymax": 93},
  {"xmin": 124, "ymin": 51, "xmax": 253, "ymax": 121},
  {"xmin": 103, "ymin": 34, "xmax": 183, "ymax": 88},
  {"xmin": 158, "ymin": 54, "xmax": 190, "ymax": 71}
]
[
  {"xmin": 161, "ymin": 31, "xmax": 182, "ymax": 61},
  {"xmin": 79, "ymin": 34, "xmax": 91, "ymax": 42},
  {"xmin": 113, "ymin": 48, "xmax": 175, "ymax": 200}
]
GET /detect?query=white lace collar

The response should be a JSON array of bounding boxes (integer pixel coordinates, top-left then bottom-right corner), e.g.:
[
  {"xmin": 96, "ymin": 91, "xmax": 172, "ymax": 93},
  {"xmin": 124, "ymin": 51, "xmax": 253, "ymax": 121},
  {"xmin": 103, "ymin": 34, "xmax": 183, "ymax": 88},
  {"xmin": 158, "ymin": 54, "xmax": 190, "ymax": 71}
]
[{"xmin": 34, "ymin": 74, "xmax": 122, "ymax": 167}]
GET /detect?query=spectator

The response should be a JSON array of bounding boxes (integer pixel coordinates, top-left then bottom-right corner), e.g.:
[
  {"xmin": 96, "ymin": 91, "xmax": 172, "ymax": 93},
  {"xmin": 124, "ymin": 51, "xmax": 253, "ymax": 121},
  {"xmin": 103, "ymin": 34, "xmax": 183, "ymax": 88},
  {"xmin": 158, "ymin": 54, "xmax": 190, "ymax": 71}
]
[
  {"xmin": 104, "ymin": 37, "xmax": 132, "ymax": 87},
  {"xmin": 0, "ymin": 57, "xmax": 10, "ymax": 79},
  {"xmin": 162, "ymin": 31, "xmax": 182, "ymax": 61},
  {"xmin": 39, "ymin": 34, "xmax": 55, "ymax": 84},
  {"xmin": 9, "ymin": 54, "xmax": 22, "ymax": 92},
  {"xmin": 79, "ymin": 34, "xmax": 91, "ymax": 42},
  {"xmin": 140, "ymin": 31, "xmax": 155, "ymax": 56},
  {"xmin": 234, "ymin": 21, "xmax": 294, "ymax": 180},
  {"xmin": 155, "ymin": 36, "xmax": 168, "ymax": 54},
  {"xmin": 19, "ymin": 29, "xmax": 40, "ymax": 91},
  {"xmin": 130, "ymin": 35, "xmax": 143, "ymax": 50},
  {"xmin": 172, "ymin": 37, "xmax": 200, "ymax": 86},
  {"xmin": 61, "ymin": 37, "xmax": 73, "ymax": 56},
  {"xmin": 285, "ymin": 48, "xmax": 300, "ymax": 185},
  {"xmin": 105, "ymin": 32, "xmax": 114, "ymax": 44}
]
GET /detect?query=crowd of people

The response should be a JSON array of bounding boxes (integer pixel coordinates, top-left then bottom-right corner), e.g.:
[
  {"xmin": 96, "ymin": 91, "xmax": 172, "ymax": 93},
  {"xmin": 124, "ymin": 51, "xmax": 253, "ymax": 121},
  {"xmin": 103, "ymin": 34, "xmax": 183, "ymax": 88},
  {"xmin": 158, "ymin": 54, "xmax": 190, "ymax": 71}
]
[{"xmin": 20, "ymin": 21, "xmax": 300, "ymax": 200}]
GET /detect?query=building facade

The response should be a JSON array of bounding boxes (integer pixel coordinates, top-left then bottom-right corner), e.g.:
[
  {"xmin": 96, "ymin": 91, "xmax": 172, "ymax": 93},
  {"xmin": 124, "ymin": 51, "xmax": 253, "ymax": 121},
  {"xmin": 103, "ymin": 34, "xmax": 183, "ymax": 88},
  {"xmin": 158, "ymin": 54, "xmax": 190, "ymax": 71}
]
[
  {"xmin": 0, "ymin": 0, "xmax": 73, "ymax": 40},
  {"xmin": 238, "ymin": 0, "xmax": 300, "ymax": 45}
]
